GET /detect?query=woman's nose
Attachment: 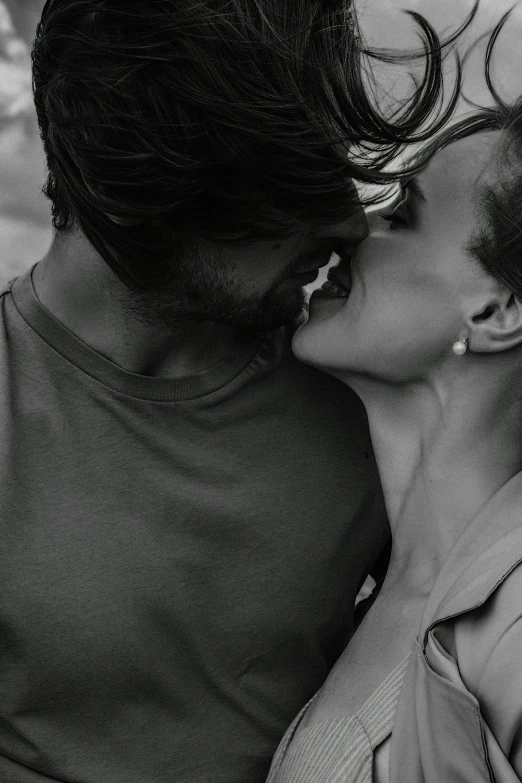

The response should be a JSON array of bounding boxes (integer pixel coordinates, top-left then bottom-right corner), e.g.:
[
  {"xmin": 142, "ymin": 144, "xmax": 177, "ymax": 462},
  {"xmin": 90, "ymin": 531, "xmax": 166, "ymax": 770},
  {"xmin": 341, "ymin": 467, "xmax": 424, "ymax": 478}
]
[{"xmin": 366, "ymin": 205, "xmax": 386, "ymax": 233}]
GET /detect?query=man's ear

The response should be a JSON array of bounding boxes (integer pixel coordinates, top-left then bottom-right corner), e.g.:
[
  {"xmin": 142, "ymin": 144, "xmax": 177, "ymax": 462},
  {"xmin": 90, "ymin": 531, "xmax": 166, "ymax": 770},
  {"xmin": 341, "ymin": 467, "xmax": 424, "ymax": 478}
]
[{"xmin": 465, "ymin": 288, "xmax": 522, "ymax": 353}]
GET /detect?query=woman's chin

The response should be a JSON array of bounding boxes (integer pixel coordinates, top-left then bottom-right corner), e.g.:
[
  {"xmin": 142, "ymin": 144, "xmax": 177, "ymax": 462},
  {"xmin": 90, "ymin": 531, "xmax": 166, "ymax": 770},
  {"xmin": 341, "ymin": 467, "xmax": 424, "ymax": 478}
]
[
  {"xmin": 291, "ymin": 311, "xmax": 364, "ymax": 385},
  {"xmin": 291, "ymin": 318, "xmax": 336, "ymax": 370}
]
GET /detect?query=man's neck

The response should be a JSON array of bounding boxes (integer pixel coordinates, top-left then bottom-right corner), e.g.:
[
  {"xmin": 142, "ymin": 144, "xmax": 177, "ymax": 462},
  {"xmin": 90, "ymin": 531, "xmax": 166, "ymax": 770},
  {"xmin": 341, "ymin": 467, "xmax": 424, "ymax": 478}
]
[{"xmin": 32, "ymin": 234, "xmax": 246, "ymax": 379}]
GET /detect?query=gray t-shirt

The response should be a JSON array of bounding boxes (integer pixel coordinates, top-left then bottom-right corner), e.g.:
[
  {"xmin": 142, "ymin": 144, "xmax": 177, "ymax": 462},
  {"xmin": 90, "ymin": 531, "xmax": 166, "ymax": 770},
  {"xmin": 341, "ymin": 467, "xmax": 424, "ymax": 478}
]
[{"xmin": 0, "ymin": 264, "xmax": 387, "ymax": 783}]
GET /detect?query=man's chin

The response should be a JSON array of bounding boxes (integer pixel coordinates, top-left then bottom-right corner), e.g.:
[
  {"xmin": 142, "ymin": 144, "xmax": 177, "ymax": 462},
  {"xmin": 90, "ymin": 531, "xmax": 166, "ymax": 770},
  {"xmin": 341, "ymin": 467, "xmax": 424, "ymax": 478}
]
[
  {"xmin": 246, "ymin": 305, "xmax": 306, "ymax": 333},
  {"xmin": 250, "ymin": 289, "xmax": 308, "ymax": 331},
  {"xmin": 211, "ymin": 288, "xmax": 308, "ymax": 332}
]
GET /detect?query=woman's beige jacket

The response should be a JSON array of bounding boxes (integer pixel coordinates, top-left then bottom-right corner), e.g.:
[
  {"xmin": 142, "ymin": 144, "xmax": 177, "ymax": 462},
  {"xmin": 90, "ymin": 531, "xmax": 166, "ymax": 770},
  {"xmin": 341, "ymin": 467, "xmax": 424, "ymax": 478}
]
[{"xmin": 390, "ymin": 471, "xmax": 522, "ymax": 782}]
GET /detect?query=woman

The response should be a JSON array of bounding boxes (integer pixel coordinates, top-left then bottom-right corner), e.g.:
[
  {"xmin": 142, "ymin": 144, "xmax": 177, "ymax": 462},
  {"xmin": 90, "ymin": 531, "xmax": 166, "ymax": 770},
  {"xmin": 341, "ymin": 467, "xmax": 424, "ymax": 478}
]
[{"xmin": 267, "ymin": 19, "xmax": 522, "ymax": 783}]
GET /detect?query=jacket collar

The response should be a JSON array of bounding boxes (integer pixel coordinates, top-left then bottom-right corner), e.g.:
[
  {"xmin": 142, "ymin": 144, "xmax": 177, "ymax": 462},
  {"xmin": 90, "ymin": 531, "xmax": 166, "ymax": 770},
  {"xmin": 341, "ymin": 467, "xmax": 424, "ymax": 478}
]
[{"xmin": 419, "ymin": 471, "xmax": 522, "ymax": 644}]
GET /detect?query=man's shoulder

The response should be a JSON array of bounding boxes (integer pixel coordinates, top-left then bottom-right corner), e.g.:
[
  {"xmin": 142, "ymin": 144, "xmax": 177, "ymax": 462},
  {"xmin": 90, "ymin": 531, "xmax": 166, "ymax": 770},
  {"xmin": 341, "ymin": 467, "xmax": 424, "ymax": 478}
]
[{"xmin": 257, "ymin": 325, "xmax": 371, "ymax": 448}]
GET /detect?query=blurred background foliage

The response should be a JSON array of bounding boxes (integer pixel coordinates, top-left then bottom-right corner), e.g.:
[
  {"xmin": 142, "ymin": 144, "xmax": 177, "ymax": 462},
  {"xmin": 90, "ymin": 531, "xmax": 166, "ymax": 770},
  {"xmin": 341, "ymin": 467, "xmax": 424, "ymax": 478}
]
[
  {"xmin": 0, "ymin": 0, "xmax": 51, "ymax": 285},
  {"xmin": 0, "ymin": 0, "xmax": 520, "ymax": 290}
]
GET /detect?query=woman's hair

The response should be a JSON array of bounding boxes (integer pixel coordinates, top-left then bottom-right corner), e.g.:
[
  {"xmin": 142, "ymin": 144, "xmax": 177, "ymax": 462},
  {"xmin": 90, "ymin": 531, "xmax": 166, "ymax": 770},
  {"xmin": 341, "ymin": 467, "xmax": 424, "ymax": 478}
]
[
  {"xmin": 32, "ymin": 0, "xmax": 475, "ymax": 290},
  {"xmin": 406, "ymin": 9, "xmax": 522, "ymax": 301}
]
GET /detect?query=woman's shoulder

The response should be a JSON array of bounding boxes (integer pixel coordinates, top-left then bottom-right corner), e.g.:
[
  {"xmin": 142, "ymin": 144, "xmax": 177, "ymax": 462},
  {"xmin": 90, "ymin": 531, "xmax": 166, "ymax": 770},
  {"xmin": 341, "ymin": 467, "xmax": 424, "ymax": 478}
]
[
  {"xmin": 450, "ymin": 560, "xmax": 522, "ymax": 692},
  {"xmin": 391, "ymin": 562, "xmax": 522, "ymax": 782},
  {"xmin": 422, "ymin": 562, "xmax": 522, "ymax": 779},
  {"xmin": 390, "ymin": 481, "xmax": 522, "ymax": 782}
]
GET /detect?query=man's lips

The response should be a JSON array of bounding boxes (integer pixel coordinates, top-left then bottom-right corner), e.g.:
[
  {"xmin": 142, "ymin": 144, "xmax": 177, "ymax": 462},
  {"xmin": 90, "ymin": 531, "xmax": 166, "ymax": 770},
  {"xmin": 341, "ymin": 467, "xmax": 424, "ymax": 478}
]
[
  {"xmin": 290, "ymin": 252, "xmax": 336, "ymax": 277},
  {"xmin": 289, "ymin": 245, "xmax": 355, "ymax": 284}
]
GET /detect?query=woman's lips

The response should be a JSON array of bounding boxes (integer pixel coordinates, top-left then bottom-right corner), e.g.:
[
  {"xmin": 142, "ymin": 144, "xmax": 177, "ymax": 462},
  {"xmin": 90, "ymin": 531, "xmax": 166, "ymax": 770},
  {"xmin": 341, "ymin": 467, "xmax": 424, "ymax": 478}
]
[
  {"xmin": 319, "ymin": 279, "xmax": 350, "ymax": 297},
  {"xmin": 308, "ymin": 287, "xmax": 349, "ymax": 306}
]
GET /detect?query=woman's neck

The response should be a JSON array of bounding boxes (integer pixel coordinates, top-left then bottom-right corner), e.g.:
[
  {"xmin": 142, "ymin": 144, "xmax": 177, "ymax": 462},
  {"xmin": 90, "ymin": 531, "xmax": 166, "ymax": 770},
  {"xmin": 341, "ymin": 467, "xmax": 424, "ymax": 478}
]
[{"xmin": 348, "ymin": 364, "xmax": 522, "ymax": 590}]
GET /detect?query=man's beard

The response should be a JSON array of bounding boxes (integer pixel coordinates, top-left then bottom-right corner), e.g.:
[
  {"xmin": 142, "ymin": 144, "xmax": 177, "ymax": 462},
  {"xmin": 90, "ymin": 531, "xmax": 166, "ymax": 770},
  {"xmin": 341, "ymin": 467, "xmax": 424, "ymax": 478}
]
[{"xmin": 117, "ymin": 258, "xmax": 308, "ymax": 334}]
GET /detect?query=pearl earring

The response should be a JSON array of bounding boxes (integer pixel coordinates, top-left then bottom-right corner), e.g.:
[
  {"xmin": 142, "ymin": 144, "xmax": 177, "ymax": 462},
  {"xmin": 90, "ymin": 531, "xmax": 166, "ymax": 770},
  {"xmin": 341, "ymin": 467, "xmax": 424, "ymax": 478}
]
[{"xmin": 452, "ymin": 336, "xmax": 469, "ymax": 356}]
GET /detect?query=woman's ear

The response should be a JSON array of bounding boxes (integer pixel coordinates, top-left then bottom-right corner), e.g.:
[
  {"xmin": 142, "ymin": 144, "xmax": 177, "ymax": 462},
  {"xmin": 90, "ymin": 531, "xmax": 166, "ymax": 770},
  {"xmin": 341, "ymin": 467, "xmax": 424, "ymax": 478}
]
[{"xmin": 465, "ymin": 288, "xmax": 522, "ymax": 353}]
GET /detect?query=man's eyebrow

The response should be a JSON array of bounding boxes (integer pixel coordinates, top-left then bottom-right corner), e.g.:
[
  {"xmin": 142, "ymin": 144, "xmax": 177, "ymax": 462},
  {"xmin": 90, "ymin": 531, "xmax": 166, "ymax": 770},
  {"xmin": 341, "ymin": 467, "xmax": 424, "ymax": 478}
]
[{"xmin": 400, "ymin": 177, "xmax": 427, "ymax": 202}]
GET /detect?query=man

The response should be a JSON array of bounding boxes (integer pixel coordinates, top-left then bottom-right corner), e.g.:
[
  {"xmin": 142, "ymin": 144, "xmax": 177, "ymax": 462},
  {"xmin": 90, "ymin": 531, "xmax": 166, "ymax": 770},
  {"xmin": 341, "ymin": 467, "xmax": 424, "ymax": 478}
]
[{"xmin": 0, "ymin": 1, "xmax": 464, "ymax": 782}]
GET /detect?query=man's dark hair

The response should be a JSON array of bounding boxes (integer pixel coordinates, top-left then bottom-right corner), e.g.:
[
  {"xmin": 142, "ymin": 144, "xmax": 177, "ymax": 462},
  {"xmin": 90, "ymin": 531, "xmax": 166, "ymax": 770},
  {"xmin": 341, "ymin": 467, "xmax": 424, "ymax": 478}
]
[
  {"xmin": 406, "ymin": 9, "xmax": 522, "ymax": 302},
  {"xmin": 32, "ymin": 0, "xmax": 475, "ymax": 291}
]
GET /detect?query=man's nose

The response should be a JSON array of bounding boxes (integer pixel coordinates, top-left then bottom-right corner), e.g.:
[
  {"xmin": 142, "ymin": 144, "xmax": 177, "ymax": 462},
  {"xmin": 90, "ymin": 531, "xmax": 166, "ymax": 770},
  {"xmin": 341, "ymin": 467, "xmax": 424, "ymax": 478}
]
[{"xmin": 313, "ymin": 205, "xmax": 369, "ymax": 250}]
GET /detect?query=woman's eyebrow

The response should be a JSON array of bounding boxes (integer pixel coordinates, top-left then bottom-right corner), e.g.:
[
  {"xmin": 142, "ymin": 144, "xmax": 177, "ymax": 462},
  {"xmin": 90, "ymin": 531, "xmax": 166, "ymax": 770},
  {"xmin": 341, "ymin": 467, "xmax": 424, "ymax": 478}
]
[{"xmin": 400, "ymin": 177, "xmax": 427, "ymax": 203}]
